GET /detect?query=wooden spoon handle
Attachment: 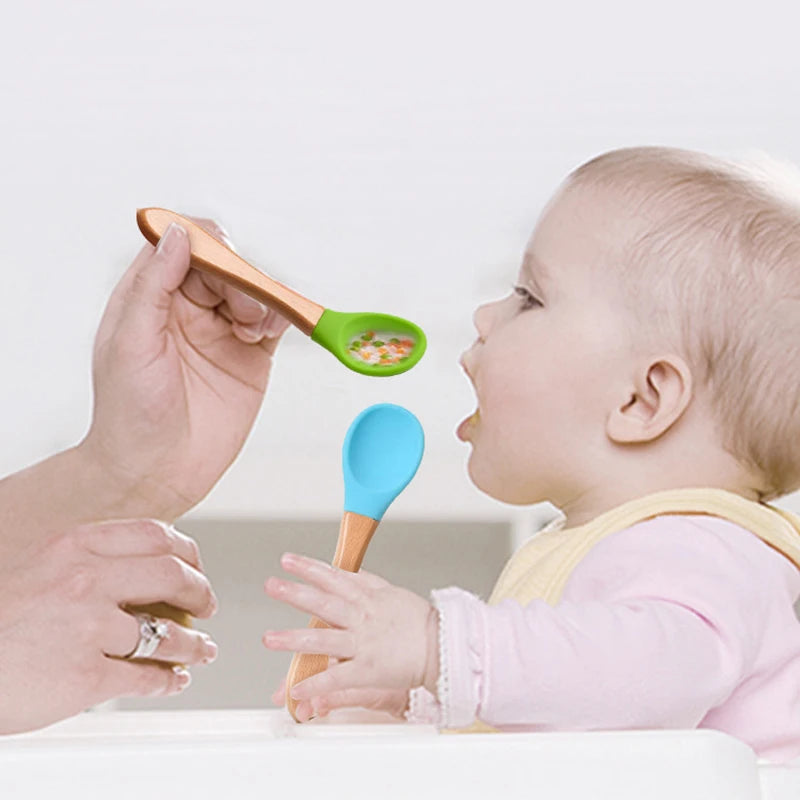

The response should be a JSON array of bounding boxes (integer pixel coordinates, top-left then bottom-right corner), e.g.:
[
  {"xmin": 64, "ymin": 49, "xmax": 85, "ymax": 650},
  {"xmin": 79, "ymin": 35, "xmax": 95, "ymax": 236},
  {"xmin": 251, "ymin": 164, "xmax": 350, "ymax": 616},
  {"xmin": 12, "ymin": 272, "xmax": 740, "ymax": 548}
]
[
  {"xmin": 331, "ymin": 512, "xmax": 380, "ymax": 573},
  {"xmin": 285, "ymin": 512, "xmax": 380, "ymax": 720},
  {"xmin": 136, "ymin": 207, "xmax": 325, "ymax": 334}
]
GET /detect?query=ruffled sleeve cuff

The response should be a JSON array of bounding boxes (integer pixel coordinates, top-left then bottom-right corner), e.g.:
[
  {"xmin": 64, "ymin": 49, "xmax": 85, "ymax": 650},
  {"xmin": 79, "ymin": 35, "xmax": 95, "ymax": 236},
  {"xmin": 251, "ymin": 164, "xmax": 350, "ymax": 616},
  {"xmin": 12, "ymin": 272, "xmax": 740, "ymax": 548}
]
[
  {"xmin": 430, "ymin": 586, "xmax": 486, "ymax": 729},
  {"xmin": 405, "ymin": 687, "xmax": 442, "ymax": 725}
]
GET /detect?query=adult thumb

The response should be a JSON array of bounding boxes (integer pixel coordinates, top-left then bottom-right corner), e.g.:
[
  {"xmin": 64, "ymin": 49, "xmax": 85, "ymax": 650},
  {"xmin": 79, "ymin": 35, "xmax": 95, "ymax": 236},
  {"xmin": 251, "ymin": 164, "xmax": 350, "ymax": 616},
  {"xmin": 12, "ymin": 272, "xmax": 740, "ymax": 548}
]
[{"xmin": 119, "ymin": 222, "xmax": 192, "ymax": 339}]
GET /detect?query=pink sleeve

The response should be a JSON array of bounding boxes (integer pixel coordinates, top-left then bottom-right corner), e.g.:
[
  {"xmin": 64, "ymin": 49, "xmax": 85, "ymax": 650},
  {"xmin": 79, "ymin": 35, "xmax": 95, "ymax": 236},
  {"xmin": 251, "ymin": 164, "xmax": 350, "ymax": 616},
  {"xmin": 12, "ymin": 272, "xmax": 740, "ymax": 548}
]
[{"xmin": 431, "ymin": 516, "xmax": 781, "ymax": 730}]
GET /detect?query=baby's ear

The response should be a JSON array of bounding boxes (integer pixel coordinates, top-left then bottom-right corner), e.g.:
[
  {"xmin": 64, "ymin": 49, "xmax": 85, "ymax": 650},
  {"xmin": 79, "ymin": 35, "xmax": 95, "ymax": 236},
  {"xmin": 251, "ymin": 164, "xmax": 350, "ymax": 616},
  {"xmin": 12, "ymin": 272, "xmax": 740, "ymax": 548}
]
[{"xmin": 606, "ymin": 355, "xmax": 693, "ymax": 444}]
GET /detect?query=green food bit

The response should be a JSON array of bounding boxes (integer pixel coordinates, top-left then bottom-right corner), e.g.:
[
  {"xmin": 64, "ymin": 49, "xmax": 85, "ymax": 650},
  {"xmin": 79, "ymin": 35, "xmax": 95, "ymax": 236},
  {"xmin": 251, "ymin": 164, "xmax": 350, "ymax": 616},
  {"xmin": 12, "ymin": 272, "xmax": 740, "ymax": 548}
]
[
  {"xmin": 373, "ymin": 340, "xmax": 384, "ymax": 347},
  {"xmin": 389, "ymin": 337, "xmax": 400, "ymax": 343}
]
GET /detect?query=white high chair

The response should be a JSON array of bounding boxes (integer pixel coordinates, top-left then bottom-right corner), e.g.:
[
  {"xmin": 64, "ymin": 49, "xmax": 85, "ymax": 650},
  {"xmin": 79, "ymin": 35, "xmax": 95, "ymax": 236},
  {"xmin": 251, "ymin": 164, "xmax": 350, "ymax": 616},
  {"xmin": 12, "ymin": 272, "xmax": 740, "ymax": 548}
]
[{"xmin": 1, "ymin": 710, "xmax": 798, "ymax": 799}]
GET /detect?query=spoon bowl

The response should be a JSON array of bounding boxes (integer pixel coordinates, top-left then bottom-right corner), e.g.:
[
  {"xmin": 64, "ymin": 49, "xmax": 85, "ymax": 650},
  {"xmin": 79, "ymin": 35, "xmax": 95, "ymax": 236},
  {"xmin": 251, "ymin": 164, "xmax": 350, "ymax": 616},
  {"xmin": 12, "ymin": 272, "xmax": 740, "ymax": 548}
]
[
  {"xmin": 137, "ymin": 208, "xmax": 426, "ymax": 377},
  {"xmin": 312, "ymin": 310, "xmax": 426, "ymax": 377},
  {"xmin": 342, "ymin": 403, "xmax": 425, "ymax": 516}
]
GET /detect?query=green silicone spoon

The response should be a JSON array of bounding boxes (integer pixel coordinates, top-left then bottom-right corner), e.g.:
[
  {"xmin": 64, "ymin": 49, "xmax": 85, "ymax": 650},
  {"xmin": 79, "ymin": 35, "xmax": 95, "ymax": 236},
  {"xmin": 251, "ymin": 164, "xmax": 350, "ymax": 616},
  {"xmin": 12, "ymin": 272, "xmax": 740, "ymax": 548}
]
[{"xmin": 137, "ymin": 208, "xmax": 427, "ymax": 377}]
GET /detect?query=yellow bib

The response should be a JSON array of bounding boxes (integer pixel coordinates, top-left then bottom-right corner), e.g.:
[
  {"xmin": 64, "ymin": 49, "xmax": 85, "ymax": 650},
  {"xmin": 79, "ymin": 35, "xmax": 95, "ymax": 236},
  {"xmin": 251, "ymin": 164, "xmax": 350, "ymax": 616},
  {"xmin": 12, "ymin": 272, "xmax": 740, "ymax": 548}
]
[{"xmin": 459, "ymin": 488, "xmax": 800, "ymax": 733}]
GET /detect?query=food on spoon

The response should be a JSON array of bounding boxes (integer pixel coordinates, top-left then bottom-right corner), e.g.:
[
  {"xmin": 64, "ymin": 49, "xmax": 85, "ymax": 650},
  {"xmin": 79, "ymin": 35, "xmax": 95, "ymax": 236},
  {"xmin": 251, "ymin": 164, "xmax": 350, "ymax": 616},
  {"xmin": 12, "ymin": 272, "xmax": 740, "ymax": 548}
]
[{"xmin": 347, "ymin": 331, "xmax": 415, "ymax": 366}]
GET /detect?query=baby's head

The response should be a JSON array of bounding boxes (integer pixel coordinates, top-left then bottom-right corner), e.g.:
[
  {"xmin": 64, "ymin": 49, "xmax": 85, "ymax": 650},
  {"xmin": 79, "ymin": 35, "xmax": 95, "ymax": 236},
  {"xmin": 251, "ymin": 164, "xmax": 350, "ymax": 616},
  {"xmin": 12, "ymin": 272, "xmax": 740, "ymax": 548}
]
[{"xmin": 459, "ymin": 146, "xmax": 800, "ymax": 522}]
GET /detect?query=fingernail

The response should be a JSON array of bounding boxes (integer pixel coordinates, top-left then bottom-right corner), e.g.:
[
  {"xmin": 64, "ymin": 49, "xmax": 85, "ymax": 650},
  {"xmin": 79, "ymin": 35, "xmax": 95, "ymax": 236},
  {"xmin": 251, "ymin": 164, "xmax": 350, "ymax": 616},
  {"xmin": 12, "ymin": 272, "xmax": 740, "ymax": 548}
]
[
  {"xmin": 166, "ymin": 523, "xmax": 186, "ymax": 539},
  {"xmin": 239, "ymin": 293, "xmax": 266, "ymax": 314},
  {"xmin": 172, "ymin": 666, "xmax": 192, "ymax": 691},
  {"xmin": 234, "ymin": 322, "xmax": 264, "ymax": 343},
  {"xmin": 263, "ymin": 313, "xmax": 289, "ymax": 338},
  {"xmin": 156, "ymin": 223, "xmax": 186, "ymax": 256},
  {"xmin": 202, "ymin": 640, "xmax": 218, "ymax": 664}
]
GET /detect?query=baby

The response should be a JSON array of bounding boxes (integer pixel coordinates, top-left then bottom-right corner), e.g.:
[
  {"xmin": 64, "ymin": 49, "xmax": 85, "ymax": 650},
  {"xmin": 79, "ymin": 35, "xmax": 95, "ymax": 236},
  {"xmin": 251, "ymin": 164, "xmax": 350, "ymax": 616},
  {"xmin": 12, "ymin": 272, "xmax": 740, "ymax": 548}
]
[{"xmin": 262, "ymin": 146, "xmax": 800, "ymax": 763}]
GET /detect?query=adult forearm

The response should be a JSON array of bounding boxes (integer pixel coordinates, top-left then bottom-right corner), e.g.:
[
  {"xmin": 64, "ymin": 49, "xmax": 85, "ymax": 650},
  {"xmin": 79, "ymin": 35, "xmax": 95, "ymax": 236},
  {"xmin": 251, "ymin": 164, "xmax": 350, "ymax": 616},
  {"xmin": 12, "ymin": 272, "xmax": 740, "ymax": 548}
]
[{"xmin": 0, "ymin": 443, "xmax": 183, "ymax": 549}]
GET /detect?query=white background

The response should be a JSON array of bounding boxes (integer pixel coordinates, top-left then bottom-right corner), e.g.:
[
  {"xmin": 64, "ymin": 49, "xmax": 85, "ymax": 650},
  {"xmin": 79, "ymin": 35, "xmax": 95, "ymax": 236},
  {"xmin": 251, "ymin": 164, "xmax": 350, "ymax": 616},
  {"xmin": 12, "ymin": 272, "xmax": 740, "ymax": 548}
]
[{"xmin": 1, "ymin": 1, "xmax": 799, "ymax": 521}]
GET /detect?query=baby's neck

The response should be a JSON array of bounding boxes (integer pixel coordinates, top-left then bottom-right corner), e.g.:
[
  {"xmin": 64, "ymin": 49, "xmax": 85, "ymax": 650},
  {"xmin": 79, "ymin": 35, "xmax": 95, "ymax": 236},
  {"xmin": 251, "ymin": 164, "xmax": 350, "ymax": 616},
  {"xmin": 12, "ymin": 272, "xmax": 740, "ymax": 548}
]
[
  {"xmin": 556, "ymin": 451, "xmax": 766, "ymax": 529},
  {"xmin": 558, "ymin": 484, "xmax": 761, "ymax": 529}
]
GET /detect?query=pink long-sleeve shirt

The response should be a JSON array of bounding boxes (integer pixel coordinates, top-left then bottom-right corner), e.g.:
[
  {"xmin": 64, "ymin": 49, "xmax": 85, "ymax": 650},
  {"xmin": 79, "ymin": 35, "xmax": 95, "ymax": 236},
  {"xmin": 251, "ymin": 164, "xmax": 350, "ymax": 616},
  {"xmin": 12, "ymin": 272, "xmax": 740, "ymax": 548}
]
[{"xmin": 409, "ymin": 515, "xmax": 800, "ymax": 763}]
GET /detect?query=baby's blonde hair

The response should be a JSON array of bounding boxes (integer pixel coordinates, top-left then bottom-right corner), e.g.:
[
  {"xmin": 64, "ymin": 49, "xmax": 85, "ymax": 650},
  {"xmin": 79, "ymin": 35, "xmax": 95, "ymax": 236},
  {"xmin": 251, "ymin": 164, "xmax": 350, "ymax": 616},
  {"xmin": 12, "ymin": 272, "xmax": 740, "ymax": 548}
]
[{"xmin": 569, "ymin": 146, "xmax": 800, "ymax": 499}]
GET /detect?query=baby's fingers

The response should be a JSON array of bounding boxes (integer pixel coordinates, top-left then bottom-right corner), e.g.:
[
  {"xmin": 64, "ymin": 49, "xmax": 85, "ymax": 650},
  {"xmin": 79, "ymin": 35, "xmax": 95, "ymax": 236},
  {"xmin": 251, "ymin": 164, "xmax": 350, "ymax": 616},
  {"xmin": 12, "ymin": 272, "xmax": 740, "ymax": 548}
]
[
  {"xmin": 289, "ymin": 660, "xmax": 367, "ymax": 702},
  {"xmin": 313, "ymin": 688, "xmax": 410, "ymax": 719},
  {"xmin": 278, "ymin": 553, "xmax": 365, "ymax": 601},
  {"xmin": 271, "ymin": 678, "xmax": 287, "ymax": 707},
  {"xmin": 262, "ymin": 627, "xmax": 355, "ymax": 660},
  {"xmin": 264, "ymin": 577, "xmax": 355, "ymax": 628}
]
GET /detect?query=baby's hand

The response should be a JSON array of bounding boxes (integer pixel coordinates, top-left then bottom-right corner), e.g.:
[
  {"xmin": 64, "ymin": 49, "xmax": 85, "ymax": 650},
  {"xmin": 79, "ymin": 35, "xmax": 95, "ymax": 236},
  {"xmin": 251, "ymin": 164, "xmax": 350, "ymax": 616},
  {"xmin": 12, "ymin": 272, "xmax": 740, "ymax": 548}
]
[
  {"xmin": 263, "ymin": 553, "xmax": 439, "ymax": 708},
  {"xmin": 270, "ymin": 676, "xmax": 410, "ymax": 722}
]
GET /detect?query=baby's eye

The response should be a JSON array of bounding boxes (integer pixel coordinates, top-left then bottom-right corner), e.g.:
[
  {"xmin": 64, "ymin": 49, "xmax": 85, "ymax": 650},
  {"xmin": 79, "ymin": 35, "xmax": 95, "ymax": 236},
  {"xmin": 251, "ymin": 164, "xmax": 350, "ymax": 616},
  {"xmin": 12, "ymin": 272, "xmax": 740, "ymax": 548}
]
[{"xmin": 513, "ymin": 285, "xmax": 542, "ymax": 311}]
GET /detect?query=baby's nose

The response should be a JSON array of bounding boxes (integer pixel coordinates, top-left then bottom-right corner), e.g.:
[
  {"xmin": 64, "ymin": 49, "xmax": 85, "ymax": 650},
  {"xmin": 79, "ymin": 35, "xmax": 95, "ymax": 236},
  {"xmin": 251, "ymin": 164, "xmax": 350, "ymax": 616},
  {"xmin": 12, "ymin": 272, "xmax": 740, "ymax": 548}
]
[{"xmin": 473, "ymin": 302, "xmax": 494, "ymax": 340}]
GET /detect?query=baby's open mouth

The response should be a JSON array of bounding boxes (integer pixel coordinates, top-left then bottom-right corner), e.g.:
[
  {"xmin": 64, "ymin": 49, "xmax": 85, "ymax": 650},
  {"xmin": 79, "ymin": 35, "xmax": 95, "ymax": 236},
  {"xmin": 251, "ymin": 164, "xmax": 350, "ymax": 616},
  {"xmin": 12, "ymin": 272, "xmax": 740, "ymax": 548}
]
[
  {"xmin": 457, "ymin": 356, "xmax": 480, "ymax": 441},
  {"xmin": 457, "ymin": 410, "xmax": 480, "ymax": 441}
]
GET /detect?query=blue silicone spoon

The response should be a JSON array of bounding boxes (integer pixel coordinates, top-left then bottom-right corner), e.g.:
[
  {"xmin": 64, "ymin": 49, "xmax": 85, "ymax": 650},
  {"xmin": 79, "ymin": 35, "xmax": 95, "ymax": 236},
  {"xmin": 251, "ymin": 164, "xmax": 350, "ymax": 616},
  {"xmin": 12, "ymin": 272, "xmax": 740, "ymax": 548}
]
[{"xmin": 286, "ymin": 404, "xmax": 424, "ymax": 719}]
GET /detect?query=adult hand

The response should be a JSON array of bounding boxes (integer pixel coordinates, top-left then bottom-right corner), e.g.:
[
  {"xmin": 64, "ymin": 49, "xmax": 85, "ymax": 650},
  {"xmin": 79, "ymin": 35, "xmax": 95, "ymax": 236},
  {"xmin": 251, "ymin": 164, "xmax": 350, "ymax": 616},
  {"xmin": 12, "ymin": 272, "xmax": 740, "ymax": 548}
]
[
  {"xmin": 262, "ymin": 553, "xmax": 439, "ymax": 712},
  {"xmin": 0, "ymin": 519, "xmax": 218, "ymax": 735},
  {"xmin": 81, "ymin": 218, "xmax": 290, "ymax": 521}
]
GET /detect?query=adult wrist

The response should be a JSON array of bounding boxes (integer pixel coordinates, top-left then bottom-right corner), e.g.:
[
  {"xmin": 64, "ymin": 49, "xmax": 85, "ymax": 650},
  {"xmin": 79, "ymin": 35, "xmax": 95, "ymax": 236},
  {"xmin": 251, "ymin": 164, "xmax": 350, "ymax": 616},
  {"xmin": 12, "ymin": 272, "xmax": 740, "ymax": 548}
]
[
  {"xmin": 0, "ymin": 445, "xmax": 131, "ymax": 549},
  {"xmin": 0, "ymin": 442, "xmax": 181, "ymax": 546},
  {"xmin": 71, "ymin": 437, "xmax": 186, "ymax": 522}
]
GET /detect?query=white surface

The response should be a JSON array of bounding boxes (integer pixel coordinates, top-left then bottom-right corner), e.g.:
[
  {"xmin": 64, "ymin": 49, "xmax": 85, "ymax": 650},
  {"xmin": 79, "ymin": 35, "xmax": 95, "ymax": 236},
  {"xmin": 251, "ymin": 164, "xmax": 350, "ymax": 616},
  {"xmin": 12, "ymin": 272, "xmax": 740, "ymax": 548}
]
[
  {"xmin": 1, "ymin": 2, "xmax": 800, "ymax": 520},
  {"xmin": 3, "ymin": 710, "xmax": 795, "ymax": 800}
]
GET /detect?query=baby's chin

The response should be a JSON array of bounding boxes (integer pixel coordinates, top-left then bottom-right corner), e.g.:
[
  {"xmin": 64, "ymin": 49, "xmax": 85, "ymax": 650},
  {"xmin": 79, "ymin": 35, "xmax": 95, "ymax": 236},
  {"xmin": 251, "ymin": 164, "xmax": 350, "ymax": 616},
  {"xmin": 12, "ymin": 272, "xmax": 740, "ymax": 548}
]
[{"xmin": 467, "ymin": 456, "xmax": 544, "ymax": 506}]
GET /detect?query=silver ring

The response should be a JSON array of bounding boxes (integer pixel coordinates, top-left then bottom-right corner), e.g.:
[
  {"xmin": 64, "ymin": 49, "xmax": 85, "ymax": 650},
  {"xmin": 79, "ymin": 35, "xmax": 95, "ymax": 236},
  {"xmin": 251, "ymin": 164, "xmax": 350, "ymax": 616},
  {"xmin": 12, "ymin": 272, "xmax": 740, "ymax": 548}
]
[{"xmin": 125, "ymin": 613, "xmax": 169, "ymax": 660}]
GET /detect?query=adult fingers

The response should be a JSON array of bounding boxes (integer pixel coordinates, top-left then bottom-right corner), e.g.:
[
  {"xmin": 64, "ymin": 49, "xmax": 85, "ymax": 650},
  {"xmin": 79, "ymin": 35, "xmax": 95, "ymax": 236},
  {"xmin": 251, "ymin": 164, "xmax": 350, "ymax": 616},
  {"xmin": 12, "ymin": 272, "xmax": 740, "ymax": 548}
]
[
  {"xmin": 262, "ymin": 626, "xmax": 356, "ymax": 660},
  {"xmin": 98, "ymin": 658, "xmax": 193, "ymax": 701},
  {"xmin": 258, "ymin": 313, "xmax": 291, "ymax": 355},
  {"xmin": 95, "ymin": 245, "xmax": 157, "ymax": 337},
  {"xmin": 181, "ymin": 269, "xmax": 267, "ymax": 323},
  {"xmin": 97, "ymin": 214, "xmax": 227, "ymax": 350},
  {"xmin": 76, "ymin": 519, "xmax": 203, "ymax": 571},
  {"xmin": 264, "ymin": 576, "xmax": 353, "ymax": 628},
  {"xmin": 104, "ymin": 610, "xmax": 217, "ymax": 666},
  {"xmin": 116, "ymin": 224, "xmax": 193, "ymax": 344},
  {"xmin": 185, "ymin": 215, "xmax": 235, "ymax": 251},
  {"xmin": 181, "ymin": 270, "xmax": 289, "ymax": 345},
  {"xmin": 180, "ymin": 269, "xmax": 224, "ymax": 309},
  {"xmin": 108, "ymin": 555, "xmax": 217, "ymax": 619},
  {"xmin": 179, "ymin": 215, "xmax": 275, "ymax": 337}
]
